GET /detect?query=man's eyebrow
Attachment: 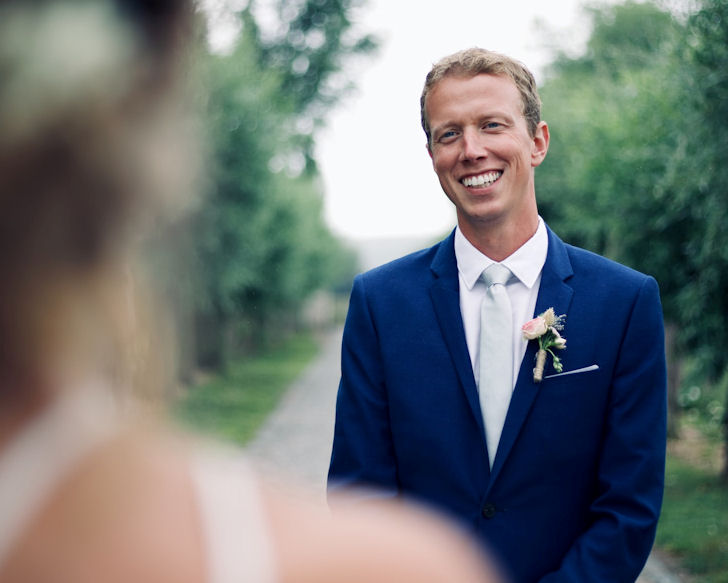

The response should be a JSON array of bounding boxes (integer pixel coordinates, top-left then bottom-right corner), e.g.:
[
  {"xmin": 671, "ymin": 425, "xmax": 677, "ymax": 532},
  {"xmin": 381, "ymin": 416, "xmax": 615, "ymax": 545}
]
[
  {"xmin": 478, "ymin": 111, "xmax": 516, "ymax": 124},
  {"xmin": 431, "ymin": 121, "xmax": 459, "ymax": 136}
]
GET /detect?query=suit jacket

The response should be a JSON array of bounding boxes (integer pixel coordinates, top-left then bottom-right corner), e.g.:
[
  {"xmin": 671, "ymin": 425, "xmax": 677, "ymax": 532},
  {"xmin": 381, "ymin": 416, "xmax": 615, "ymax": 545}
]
[{"xmin": 328, "ymin": 227, "xmax": 667, "ymax": 583}]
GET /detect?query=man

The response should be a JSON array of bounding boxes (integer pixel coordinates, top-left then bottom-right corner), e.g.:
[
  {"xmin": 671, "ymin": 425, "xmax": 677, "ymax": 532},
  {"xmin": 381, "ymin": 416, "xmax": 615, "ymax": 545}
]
[{"xmin": 328, "ymin": 48, "xmax": 667, "ymax": 583}]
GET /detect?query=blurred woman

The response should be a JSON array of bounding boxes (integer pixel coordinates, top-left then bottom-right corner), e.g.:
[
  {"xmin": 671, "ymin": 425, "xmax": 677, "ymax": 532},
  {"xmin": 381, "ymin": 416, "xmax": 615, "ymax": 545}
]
[{"xmin": 0, "ymin": 1, "xmax": 501, "ymax": 582}]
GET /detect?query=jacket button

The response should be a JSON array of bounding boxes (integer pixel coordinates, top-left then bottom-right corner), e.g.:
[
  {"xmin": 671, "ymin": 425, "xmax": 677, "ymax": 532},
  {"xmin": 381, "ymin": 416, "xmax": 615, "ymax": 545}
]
[{"xmin": 481, "ymin": 503, "xmax": 497, "ymax": 519}]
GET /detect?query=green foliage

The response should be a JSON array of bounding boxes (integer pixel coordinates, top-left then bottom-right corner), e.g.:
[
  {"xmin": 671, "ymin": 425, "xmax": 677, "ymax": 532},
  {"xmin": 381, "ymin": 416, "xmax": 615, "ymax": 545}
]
[
  {"xmin": 676, "ymin": 0, "xmax": 728, "ymax": 381},
  {"xmin": 584, "ymin": 1, "xmax": 678, "ymax": 72},
  {"xmin": 537, "ymin": 0, "xmax": 728, "ymax": 492},
  {"xmin": 538, "ymin": 0, "xmax": 728, "ymax": 378},
  {"xmin": 539, "ymin": 1, "xmax": 684, "ymax": 294},
  {"xmin": 251, "ymin": 0, "xmax": 376, "ymax": 113},
  {"xmin": 190, "ymin": 3, "xmax": 370, "ymax": 368},
  {"xmin": 678, "ymin": 363, "xmax": 728, "ymax": 437},
  {"xmin": 657, "ymin": 455, "xmax": 728, "ymax": 581},
  {"xmin": 243, "ymin": 0, "xmax": 377, "ymax": 170},
  {"xmin": 194, "ymin": 34, "xmax": 286, "ymax": 318},
  {"xmin": 174, "ymin": 331, "xmax": 319, "ymax": 444}
]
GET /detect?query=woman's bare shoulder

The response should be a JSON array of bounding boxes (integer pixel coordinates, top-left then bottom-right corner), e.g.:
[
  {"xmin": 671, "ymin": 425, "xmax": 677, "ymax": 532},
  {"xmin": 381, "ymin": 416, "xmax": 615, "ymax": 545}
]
[
  {"xmin": 264, "ymin": 486, "xmax": 502, "ymax": 583},
  {"xmin": 1, "ymin": 429, "xmax": 204, "ymax": 583}
]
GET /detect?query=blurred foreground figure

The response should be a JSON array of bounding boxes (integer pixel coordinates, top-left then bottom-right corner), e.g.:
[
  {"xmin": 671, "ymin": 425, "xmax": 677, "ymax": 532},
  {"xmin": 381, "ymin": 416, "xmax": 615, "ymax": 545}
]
[{"xmin": 0, "ymin": 2, "xmax": 501, "ymax": 582}]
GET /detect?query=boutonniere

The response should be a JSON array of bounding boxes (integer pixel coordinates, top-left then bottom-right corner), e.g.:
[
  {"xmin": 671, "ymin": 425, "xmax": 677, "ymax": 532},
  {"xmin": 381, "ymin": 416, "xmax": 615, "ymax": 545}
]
[{"xmin": 521, "ymin": 308, "xmax": 567, "ymax": 383}]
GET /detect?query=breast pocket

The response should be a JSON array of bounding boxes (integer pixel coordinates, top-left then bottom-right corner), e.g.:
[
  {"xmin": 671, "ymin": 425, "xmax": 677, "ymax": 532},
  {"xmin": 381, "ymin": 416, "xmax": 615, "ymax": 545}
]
[{"xmin": 527, "ymin": 366, "xmax": 608, "ymax": 462}]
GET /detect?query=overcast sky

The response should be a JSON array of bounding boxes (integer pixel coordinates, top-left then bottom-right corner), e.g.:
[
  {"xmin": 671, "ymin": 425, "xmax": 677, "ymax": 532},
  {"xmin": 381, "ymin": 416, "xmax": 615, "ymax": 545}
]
[{"xmin": 315, "ymin": 0, "xmax": 597, "ymax": 241}]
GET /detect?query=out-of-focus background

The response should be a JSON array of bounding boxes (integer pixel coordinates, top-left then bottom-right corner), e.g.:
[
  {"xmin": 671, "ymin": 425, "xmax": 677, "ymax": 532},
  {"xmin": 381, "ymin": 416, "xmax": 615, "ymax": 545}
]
[{"xmin": 168, "ymin": 1, "xmax": 726, "ymax": 580}]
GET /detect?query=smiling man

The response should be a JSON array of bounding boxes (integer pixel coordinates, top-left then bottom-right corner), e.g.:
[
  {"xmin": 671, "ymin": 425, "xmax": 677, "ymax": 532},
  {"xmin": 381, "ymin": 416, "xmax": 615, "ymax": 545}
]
[{"xmin": 328, "ymin": 48, "xmax": 667, "ymax": 583}]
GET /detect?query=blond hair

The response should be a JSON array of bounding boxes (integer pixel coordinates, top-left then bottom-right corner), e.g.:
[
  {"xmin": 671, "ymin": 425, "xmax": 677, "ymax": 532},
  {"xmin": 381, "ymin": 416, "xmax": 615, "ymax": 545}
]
[
  {"xmin": 0, "ymin": 0, "xmax": 197, "ymax": 405},
  {"xmin": 420, "ymin": 47, "xmax": 542, "ymax": 145}
]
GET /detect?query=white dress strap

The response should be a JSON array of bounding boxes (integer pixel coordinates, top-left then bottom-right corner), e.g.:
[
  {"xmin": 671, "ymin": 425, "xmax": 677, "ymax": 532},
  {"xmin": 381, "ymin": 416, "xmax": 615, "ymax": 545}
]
[
  {"xmin": 0, "ymin": 384, "xmax": 117, "ymax": 570},
  {"xmin": 190, "ymin": 445, "xmax": 277, "ymax": 583}
]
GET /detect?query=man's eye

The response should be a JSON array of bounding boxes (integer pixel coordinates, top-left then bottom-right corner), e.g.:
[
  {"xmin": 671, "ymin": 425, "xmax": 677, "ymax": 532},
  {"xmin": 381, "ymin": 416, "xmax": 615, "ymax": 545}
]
[
  {"xmin": 438, "ymin": 130, "xmax": 458, "ymax": 142},
  {"xmin": 484, "ymin": 122, "xmax": 501, "ymax": 130}
]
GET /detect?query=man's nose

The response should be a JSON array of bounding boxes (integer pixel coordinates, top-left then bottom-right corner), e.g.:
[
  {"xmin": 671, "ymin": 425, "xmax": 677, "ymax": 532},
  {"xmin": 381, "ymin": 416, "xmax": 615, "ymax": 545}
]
[{"xmin": 460, "ymin": 127, "xmax": 487, "ymax": 162}]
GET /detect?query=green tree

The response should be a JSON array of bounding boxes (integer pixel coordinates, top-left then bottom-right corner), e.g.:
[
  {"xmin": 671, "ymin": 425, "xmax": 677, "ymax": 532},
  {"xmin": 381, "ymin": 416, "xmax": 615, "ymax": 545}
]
[
  {"xmin": 192, "ymin": 34, "xmax": 282, "ymax": 367},
  {"xmin": 192, "ymin": 2, "xmax": 371, "ymax": 370},
  {"xmin": 538, "ymin": 0, "xmax": 728, "ymax": 474},
  {"xmin": 674, "ymin": 0, "xmax": 728, "ymax": 481},
  {"xmin": 242, "ymin": 0, "xmax": 377, "ymax": 171},
  {"xmin": 538, "ymin": 1, "xmax": 687, "ymax": 434}
]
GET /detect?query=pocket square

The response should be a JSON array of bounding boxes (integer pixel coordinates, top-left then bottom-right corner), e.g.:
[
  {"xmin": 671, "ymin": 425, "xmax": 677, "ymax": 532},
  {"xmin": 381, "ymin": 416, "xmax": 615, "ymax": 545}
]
[{"xmin": 543, "ymin": 364, "xmax": 599, "ymax": 379}]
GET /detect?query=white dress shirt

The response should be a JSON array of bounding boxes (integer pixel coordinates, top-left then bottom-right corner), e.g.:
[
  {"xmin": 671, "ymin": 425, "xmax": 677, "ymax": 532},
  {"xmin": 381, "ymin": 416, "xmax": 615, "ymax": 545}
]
[{"xmin": 455, "ymin": 218, "xmax": 548, "ymax": 387}]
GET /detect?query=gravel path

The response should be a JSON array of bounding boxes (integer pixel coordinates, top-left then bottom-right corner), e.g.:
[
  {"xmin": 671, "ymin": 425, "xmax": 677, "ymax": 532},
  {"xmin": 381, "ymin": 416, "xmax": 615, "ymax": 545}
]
[
  {"xmin": 245, "ymin": 326, "xmax": 684, "ymax": 582},
  {"xmin": 246, "ymin": 327, "xmax": 342, "ymax": 498}
]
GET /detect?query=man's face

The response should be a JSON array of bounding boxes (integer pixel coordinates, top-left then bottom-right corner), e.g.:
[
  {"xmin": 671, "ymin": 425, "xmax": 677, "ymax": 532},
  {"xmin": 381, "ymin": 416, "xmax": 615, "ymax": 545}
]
[{"xmin": 426, "ymin": 73, "xmax": 548, "ymax": 237}]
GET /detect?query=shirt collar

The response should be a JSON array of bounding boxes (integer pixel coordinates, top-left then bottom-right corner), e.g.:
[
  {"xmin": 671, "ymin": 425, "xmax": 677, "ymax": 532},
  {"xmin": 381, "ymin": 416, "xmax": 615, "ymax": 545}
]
[{"xmin": 455, "ymin": 217, "xmax": 548, "ymax": 290}]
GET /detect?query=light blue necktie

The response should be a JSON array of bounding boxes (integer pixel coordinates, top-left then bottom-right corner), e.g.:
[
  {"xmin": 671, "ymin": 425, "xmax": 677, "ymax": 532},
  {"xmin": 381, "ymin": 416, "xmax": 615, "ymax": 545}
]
[{"xmin": 478, "ymin": 263, "xmax": 513, "ymax": 468}]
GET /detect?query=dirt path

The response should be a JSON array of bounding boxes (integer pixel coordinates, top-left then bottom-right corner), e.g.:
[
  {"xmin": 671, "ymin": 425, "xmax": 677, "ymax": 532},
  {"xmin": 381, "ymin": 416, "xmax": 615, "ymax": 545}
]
[{"xmin": 246, "ymin": 327, "xmax": 342, "ymax": 500}]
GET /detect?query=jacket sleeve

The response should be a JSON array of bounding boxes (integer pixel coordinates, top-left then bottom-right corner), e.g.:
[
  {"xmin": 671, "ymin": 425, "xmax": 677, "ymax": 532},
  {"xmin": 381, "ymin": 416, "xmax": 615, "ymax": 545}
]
[
  {"xmin": 540, "ymin": 276, "xmax": 667, "ymax": 583},
  {"xmin": 327, "ymin": 274, "xmax": 400, "ymax": 498}
]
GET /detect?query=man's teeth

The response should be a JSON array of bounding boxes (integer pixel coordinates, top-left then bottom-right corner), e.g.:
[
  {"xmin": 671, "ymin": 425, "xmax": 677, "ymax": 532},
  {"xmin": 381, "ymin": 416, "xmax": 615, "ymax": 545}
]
[{"xmin": 462, "ymin": 171, "xmax": 502, "ymax": 188}]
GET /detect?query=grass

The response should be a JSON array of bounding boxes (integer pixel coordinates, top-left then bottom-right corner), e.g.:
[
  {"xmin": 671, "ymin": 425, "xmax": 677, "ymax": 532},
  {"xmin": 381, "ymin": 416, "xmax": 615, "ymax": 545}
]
[
  {"xmin": 173, "ymin": 332, "xmax": 319, "ymax": 445},
  {"xmin": 656, "ymin": 442, "xmax": 728, "ymax": 582}
]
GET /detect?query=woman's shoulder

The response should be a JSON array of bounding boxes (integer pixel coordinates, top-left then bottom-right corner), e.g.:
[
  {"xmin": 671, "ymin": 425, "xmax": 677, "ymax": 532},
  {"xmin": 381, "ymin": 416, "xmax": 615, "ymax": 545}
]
[
  {"xmin": 1, "ymin": 428, "xmax": 204, "ymax": 583},
  {"xmin": 2, "ymin": 424, "xmax": 501, "ymax": 583},
  {"xmin": 266, "ymin": 490, "xmax": 501, "ymax": 583}
]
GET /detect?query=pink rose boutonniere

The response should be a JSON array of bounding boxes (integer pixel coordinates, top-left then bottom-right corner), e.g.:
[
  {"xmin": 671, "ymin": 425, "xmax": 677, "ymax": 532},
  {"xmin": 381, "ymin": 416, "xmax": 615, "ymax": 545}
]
[{"xmin": 522, "ymin": 308, "xmax": 567, "ymax": 383}]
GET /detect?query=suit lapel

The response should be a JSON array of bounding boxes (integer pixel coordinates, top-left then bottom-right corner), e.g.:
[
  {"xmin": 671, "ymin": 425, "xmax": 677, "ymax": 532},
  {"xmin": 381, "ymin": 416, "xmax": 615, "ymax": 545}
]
[
  {"xmin": 487, "ymin": 228, "xmax": 575, "ymax": 487},
  {"xmin": 428, "ymin": 232, "xmax": 487, "ymax": 445}
]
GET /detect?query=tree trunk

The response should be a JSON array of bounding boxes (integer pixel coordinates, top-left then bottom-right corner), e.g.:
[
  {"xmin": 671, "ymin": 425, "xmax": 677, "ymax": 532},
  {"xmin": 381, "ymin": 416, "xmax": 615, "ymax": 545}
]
[
  {"xmin": 664, "ymin": 323, "xmax": 682, "ymax": 439},
  {"xmin": 721, "ymin": 383, "xmax": 728, "ymax": 485},
  {"xmin": 194, "ymin": 308, "xmax": 231, "ymax": 374}
]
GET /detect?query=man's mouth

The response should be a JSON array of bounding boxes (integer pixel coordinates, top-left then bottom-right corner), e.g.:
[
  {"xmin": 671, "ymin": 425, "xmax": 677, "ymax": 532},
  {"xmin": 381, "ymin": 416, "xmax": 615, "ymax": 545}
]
[{"xmin": 461, "ymin": 171, "xmax": 502, "ymax": 188}]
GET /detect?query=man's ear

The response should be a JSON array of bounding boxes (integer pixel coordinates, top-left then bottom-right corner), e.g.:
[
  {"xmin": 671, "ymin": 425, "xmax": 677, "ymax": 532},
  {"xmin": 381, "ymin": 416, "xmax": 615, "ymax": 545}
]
[
  {"xmin": 531, "ymin": 121, "xmax": 549, "ymax": 167},
  {"xmin": 426, "ymin": 142, "xmax": 433, "ymax": 160}
]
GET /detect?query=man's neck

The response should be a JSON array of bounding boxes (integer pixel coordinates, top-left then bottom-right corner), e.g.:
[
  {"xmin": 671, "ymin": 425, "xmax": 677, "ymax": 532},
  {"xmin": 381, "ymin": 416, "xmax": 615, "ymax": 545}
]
[{"xmin": 459, "ymin": 215, "xmax": 539, "ymax": 262}]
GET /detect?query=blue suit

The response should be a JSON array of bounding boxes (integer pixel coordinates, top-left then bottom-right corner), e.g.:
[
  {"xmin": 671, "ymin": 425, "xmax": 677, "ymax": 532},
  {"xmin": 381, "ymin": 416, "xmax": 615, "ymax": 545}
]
[{"xmin": 328, "ymin": 227, "xmax": 667, "ymax": 583}]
